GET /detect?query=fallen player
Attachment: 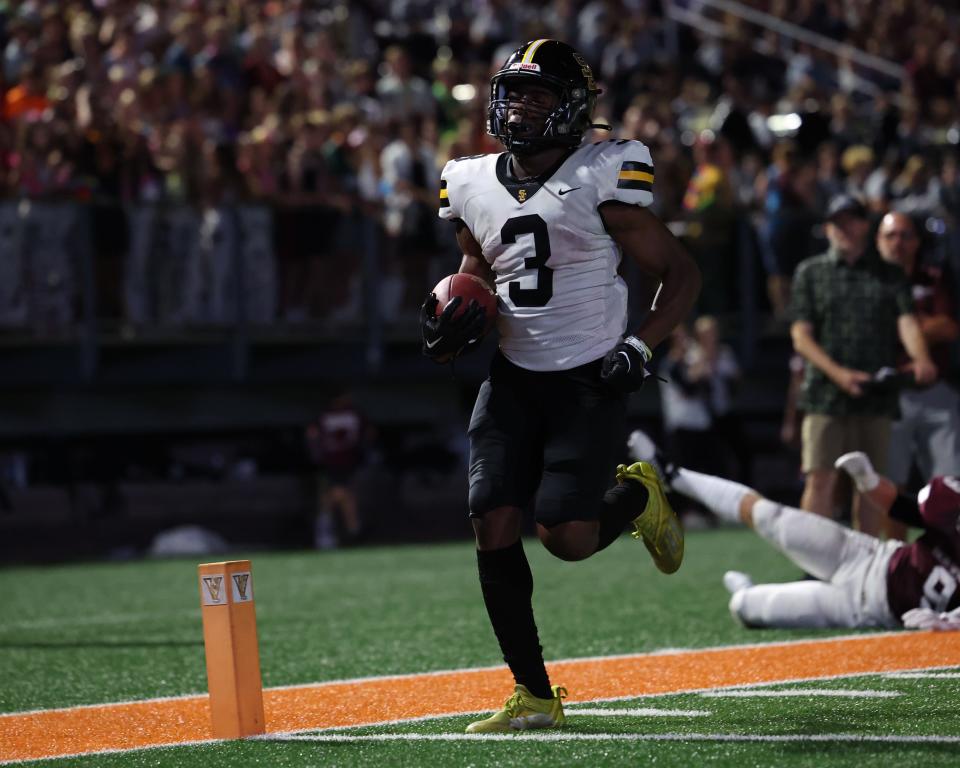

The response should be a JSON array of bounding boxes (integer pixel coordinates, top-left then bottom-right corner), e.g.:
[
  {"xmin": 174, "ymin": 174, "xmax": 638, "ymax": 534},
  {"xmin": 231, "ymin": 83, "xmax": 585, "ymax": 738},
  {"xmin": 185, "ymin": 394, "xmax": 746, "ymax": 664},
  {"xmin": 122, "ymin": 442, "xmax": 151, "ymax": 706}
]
[{"xmin": 629, "ymin": 431, "xmax": 960, "ymax": 630}]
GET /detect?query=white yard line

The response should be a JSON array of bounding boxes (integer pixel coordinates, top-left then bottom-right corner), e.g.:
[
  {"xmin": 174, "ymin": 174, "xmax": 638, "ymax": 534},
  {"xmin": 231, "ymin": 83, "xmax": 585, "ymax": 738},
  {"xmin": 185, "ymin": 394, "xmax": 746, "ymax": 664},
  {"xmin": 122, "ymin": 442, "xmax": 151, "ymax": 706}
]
[
  {"xmin": 569, "ymin": 708, "xmax": 711, "ymax": 717},
  {"xmin": 701, "ymin": 689, "xmax": 900, "ymax": 698},
  {"xmin": 273, "ymin": 731, "xmax": 960, "ymax": 744},
  {"xmin": 885, "ymin": 671, "xmax": 960, "ymax": 679},
  {"xmin": 0, "ymin": 740, "xmax": 224, "ymax": 767},
  {"xmin": 6, "ymin": 730, "xmax": 957, "ymax": 767}
]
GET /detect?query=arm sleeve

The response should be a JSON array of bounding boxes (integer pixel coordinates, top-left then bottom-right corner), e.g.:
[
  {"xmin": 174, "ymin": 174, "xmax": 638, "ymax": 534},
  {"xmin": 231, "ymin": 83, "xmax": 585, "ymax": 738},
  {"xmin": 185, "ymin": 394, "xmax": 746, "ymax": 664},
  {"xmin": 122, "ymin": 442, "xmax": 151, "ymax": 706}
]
[
  {"xmin": 790, "ymin": 263, "xmax": 812, "ymax": 323},
  {"xmin": 595, "ymin": 140, "xmax": 655, "ymax": 208}
]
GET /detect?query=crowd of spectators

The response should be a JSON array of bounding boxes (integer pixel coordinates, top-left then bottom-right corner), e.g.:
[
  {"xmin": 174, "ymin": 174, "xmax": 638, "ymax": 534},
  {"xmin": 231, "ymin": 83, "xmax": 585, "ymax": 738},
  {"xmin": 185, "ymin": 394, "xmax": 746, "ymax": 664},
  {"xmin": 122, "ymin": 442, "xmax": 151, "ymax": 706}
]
[{"xmin": 1, "ymin": 0, "xmax": 959, "ymax": 324}]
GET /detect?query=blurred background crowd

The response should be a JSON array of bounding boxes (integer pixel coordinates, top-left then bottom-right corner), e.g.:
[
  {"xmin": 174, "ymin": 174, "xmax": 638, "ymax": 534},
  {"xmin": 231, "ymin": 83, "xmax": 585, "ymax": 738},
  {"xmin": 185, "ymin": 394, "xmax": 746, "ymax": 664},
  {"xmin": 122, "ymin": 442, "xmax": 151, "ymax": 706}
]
[
  {"xmin": 3, "ymin": 0, "xmax": 959, "ymax": 325},
  {"xmin": 1, "ymin": 0, "xmax": 959, "ymax": 557}
]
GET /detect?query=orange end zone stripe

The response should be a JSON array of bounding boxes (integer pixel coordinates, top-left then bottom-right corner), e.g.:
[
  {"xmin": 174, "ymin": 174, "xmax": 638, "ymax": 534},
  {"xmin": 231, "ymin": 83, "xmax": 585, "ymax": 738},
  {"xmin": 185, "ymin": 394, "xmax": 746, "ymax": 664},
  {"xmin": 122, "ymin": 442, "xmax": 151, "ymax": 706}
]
[{"xmin": 2, "ymin": 632, "xmax": 959, "ymax": 763}]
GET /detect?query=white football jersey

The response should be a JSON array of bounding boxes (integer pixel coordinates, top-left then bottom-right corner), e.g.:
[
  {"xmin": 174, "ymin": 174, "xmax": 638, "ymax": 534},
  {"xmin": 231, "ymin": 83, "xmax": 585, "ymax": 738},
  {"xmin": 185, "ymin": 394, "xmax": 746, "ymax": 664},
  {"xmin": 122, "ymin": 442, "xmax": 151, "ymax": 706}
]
[{"xmin": 438, "ymin": 139, "xmax": 655, "ymax": 371}]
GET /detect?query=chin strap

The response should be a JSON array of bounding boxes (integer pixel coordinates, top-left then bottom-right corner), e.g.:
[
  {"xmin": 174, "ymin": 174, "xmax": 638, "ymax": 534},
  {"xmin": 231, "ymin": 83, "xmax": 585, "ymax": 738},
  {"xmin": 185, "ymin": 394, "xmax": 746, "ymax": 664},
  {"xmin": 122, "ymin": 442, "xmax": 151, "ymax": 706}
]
[{"xmin": 589, "ymin": 122, "xmax": 612, "ymax": 131}]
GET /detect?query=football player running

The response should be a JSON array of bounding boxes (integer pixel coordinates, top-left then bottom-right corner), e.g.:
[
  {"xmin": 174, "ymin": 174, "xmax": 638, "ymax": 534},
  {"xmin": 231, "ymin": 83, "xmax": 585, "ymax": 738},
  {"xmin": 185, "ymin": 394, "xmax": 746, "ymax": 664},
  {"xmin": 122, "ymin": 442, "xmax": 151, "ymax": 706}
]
[
  {"xmin": 628, "ymin": 431, "xmax": 960, "ymax": 631},
  {"xmin": 420, "ymin": 40, "xmax": 700, "ymax": 733}
]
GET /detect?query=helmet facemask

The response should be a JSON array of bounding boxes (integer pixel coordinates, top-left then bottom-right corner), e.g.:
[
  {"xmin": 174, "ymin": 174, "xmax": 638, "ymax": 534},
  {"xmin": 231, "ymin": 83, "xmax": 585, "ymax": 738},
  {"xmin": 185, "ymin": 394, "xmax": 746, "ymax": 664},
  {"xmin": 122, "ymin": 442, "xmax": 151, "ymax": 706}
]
[{"xmin": 488, "ymin": 72, "xmax": 596, "ymax": 155}]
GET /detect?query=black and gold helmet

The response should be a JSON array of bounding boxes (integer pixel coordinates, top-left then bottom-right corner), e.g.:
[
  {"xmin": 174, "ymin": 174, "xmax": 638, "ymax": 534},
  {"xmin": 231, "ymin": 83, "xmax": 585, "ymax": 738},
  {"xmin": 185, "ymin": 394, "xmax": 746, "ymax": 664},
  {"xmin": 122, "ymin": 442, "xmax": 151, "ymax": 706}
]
[{"xmin": 488, "ymin": 39, "xmax": 602, "ymax": 153}]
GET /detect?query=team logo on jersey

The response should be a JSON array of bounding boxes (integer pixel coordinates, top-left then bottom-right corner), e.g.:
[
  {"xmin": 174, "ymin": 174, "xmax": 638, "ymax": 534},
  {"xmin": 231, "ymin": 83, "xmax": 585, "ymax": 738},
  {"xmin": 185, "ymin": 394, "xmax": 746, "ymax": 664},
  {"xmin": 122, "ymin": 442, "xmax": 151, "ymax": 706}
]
[
  {"xmin": 617, "ymin": 161, "xmax": 654, "ymax": 192},
  {"xmin": 518, "ymin": 189, "xmax": 527, "ymax": 202}
]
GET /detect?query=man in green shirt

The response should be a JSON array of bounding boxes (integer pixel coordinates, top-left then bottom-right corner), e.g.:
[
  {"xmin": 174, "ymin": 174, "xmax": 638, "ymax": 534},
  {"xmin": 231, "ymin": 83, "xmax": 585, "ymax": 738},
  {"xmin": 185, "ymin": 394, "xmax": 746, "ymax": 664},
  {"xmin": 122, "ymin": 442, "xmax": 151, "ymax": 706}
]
[{"xmin": 790, "ymin": 195, "xmax": 936, "ymax": 533}]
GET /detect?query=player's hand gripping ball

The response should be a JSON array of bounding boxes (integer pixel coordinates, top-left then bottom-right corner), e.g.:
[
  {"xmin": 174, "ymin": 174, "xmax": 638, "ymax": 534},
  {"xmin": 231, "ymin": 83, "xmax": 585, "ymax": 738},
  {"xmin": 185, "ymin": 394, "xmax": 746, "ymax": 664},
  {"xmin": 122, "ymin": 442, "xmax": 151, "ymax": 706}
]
[{"xmin": 420, "ymin": 274, "xmax": 497, "ymax": 362}]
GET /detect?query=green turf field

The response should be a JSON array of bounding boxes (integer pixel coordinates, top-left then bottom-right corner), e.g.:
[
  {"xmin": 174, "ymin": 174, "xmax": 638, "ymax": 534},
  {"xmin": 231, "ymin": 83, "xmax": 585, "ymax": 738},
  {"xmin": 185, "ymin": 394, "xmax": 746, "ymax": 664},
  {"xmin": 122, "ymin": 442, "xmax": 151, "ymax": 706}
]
[{"xmin": 2, "ymin": 529, "xmax": 958, "ymax": 766}]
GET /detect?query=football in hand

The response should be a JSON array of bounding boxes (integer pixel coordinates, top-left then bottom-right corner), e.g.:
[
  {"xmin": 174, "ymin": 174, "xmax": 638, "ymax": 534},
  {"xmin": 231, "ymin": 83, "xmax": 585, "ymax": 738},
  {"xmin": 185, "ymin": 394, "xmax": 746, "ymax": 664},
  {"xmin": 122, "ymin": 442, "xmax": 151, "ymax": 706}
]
[{"xmin": 431, "ymin": 273, "xmax": 497, "ymax": 334}]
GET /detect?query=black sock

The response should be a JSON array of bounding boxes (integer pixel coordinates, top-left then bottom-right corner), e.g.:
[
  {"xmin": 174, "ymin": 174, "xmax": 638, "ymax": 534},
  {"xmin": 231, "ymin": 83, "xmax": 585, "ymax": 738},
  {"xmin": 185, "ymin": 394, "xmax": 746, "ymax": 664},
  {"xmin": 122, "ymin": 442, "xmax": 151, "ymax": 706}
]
[
  {"xmin": 476, "ymin": 540, "xmax": 552, "ymax": 700},
  {"xmin": 596, "ymin": 479, "xmax": 649, "ymax": 552}
]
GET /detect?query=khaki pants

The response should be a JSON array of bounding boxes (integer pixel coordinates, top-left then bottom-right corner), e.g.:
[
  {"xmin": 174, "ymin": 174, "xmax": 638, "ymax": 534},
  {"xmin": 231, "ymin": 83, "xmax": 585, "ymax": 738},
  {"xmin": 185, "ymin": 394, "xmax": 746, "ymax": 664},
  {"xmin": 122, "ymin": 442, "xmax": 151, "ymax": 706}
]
[{"xmin": 801, "ymin": 413, "xmax": 891, "ymax": 474}]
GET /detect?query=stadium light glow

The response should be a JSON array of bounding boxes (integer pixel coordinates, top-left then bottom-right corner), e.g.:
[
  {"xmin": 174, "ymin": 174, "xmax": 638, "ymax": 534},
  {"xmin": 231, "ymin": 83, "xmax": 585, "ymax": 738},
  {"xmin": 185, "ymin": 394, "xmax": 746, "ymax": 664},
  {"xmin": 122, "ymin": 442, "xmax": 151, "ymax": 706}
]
[
  {"xmin": 767, "ymin": 113, "xmax": 802, "ymax": 136},
  {"xmin": 452, "ymin": 84, "xmax": 477, "ymax": 102}
]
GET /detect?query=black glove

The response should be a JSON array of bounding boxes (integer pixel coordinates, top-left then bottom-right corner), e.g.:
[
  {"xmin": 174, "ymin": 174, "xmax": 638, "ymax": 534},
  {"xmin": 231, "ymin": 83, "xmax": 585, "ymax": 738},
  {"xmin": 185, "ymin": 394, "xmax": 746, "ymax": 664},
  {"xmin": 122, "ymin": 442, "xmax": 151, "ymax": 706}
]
[
  {"xmin": 420, "ymin": 293, "xmax": 486, "ymax": 361},
  {"xmin": 601, "ymin": 335, "xmax": 653, "ymax": 393}
]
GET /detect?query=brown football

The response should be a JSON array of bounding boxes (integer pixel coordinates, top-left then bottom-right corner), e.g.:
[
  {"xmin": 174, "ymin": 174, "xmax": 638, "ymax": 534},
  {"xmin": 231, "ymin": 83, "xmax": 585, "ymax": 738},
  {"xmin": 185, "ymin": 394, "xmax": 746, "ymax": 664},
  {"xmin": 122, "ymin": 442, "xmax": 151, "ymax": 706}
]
[{"xmin": 431, "ymin": 273, "xmax": 497, "ymax": 334}]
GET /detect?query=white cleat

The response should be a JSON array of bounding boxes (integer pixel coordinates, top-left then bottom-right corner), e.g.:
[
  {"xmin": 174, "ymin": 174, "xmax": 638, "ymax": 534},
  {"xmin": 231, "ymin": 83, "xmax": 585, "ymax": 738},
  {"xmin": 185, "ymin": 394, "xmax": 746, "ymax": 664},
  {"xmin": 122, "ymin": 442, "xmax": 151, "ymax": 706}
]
[
  {"xmin": 834, "ymin": 451, "xmax": 879, "ymax": 492},
  {"xmin": 723, "ymin": 570, "xmax": 754, "ymax": 595},
  {"xmin": 724, "ymin": 571, "xmax": 755, "ymax": 627}
]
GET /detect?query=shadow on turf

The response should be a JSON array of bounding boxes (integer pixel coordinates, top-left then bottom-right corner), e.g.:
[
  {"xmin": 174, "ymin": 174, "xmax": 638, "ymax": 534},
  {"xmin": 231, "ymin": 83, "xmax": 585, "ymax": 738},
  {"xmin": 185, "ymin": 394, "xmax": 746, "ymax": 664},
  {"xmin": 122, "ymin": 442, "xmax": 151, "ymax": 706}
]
[{"xmin": 0, "ymin": 639, "xmax": 202, "ymax": 650}]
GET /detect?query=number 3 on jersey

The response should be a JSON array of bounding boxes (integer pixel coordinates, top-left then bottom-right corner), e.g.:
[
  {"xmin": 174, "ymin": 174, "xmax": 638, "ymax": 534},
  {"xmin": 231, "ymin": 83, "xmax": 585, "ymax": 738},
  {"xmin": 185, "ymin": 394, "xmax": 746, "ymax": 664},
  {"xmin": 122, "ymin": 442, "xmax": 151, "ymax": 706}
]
[{"xmin": 502, "ymin": 214, "xmax": 553, "ymax": 307}]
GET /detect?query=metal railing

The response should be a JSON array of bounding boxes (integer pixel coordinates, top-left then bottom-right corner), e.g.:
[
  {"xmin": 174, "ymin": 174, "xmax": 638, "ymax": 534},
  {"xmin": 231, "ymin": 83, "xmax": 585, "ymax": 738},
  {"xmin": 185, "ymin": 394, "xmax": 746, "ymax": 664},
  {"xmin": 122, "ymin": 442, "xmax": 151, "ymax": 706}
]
[{"xmin": 663, "ymin": 0, "xmax": 905, "ymax": 97}]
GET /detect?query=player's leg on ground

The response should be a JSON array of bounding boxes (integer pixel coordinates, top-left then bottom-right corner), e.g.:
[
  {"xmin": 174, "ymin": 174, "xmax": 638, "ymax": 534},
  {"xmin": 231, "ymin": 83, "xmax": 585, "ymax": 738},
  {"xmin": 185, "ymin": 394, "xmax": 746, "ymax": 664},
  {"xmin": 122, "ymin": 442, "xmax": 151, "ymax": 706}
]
[
  {"xmin": 670, "ymin": 467, "xmax": 759, "ymax": 525},
  {"xmin": 837, "ymin": 451, "xmax": 909, "ymax": 540},
  {"xmin": 729, "ymin": 580, "xmax": 859, "ymax": 628},
  {"xmin": 750, "ymin": 499, "xmax": 866, "ymax": 581},
  {"xmin": 835, "ymin": 451, "xmax": 896, "ymax": 504},
  {"xmin": 854, "ymin": 491, "xmax": 886, "ymax": 536}
]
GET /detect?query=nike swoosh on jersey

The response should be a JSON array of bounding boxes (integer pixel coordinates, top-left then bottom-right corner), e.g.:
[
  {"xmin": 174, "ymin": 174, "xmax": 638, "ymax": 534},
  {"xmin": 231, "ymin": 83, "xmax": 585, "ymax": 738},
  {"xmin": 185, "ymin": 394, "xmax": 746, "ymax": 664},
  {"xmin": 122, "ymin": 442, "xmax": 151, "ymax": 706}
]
[
  {"xmin": 558, "ymin": 187, "xmax": 581, "ymax": 195},
  {"xmin": 425, "ymin": 336, "xmax": 443, "ymax": 349}
]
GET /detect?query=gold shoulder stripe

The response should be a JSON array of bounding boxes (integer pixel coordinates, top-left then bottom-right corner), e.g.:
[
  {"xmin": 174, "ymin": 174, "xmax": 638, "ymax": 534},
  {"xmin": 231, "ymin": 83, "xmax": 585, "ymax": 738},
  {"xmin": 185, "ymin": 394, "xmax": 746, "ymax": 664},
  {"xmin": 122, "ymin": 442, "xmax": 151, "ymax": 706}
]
[
  {"xmin": 439, "ymin": 188, "xmax": 449, "ymax": 199},
  {"xmin": 618, "ymin": 170, "xmax": 654, "ymax": 183}
]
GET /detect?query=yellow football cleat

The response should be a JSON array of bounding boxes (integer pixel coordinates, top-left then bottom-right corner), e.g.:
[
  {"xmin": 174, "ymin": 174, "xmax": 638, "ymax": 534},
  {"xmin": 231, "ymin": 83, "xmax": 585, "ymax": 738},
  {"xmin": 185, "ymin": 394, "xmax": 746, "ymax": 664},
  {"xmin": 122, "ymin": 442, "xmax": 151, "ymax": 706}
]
[
  {"xmin": 616, "ymin": 461, "xmax": 684, "ymax": 574},
  {"xmin": 465, "ymin": 684, "xmax": 567, "ymax": 733}
]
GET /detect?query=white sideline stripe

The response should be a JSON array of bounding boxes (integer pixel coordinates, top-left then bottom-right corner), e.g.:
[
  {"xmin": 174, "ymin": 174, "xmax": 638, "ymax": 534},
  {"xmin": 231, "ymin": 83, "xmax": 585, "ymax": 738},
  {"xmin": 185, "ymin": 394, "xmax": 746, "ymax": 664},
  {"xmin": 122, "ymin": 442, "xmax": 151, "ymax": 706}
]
[
  {"xmin": 570, "ymin": 708, "xmax": 711, "ymax": 717},
  {"xmin": 701, "ymin": 689, "xmax": 900, "ymax": 699},
  {"xmin": 0, "ymin": 632, "xmax": 916, "ymax": 716},
  {"xmin": 885, "ymin": 672, "xmax": 960, "ymax": 679},
  {"xmin": 271, "ymin": 732, "xmax": 960, "ymax": 745},
  {"xmin": 268, "ymin": 663, "xmax": 952, "ymax": 736},
  {"xmin": 6, "ymin": 730, "xmax": 958, "ymax": 767},
  {"xmin": 0, "ymin": 739, "xmax": 224, "ymax": 767}
]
